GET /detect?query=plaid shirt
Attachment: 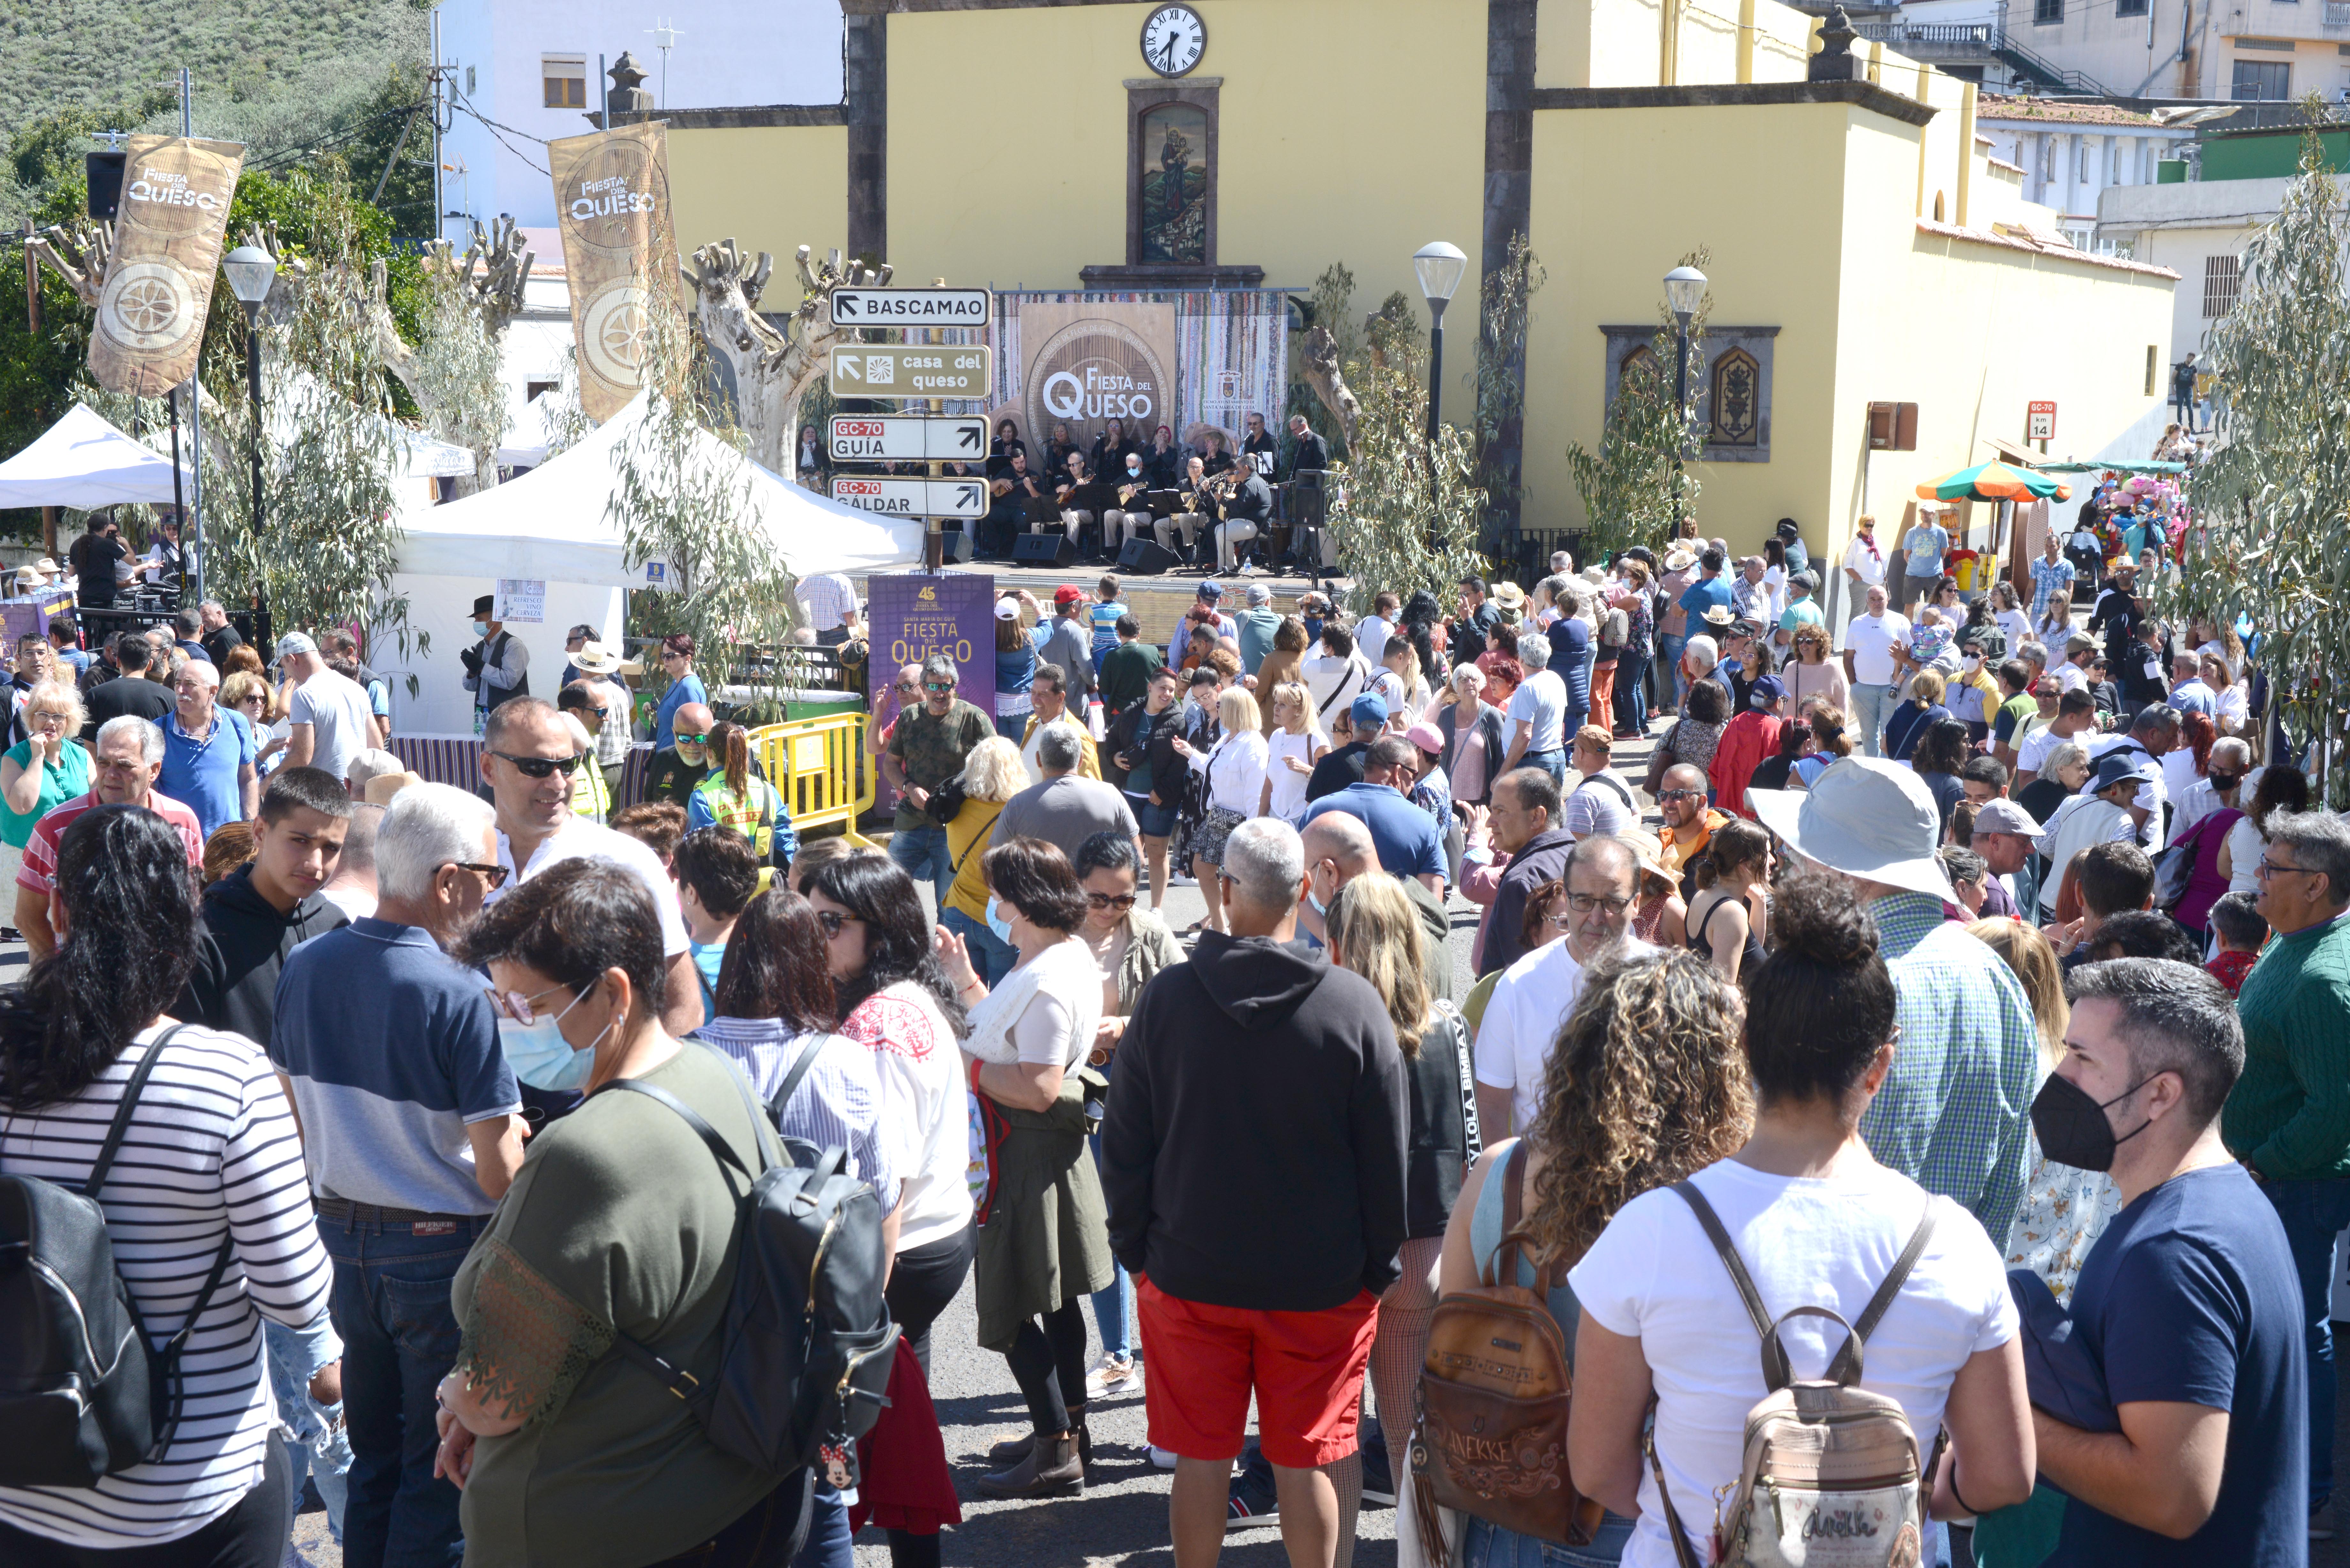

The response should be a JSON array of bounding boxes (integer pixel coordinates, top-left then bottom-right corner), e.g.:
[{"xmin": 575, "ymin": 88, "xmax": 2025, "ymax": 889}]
[
  {"xmin": 1858, "ymin": 892, "xmax": 2044, "ymax": 1245},
  {"xmin": 2028, "ymin": 554, "xmax": 2076, "ymax": 620},
  {"xmin": 794, "ymin": 571, "xmax": 858, "ymax": 633}
]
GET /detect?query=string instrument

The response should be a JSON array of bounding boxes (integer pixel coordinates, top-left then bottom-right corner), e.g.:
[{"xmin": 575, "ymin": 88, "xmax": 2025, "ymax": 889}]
[
  {"xmin": 1117, "ymin": 479, "xmax": 1148, "ymax": 508},
  {"xmin": 990, "ymin": 476, "xmax": 1014, "ymax": 498},
  {"xmin": 1193, "ymin": 466, "xmax": 1245, "ymax": 517}
]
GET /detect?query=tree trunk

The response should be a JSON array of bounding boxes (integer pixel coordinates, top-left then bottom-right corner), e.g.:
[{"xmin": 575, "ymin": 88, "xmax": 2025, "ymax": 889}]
[
  {"xmin": 1299, "ymin": 324, "xmax": 1361, "ymax": 450},
  {"xmin": 681, "ymin": 241, "xmax": 891, "ymax": 473}
]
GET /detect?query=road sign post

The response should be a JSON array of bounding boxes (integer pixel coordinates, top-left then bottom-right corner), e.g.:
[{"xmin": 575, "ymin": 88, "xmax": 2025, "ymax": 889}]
[
  {"xmin": 829, "ymin": 416, "xmax": 988, "ymax": 463},
  {"xmin": 828, "ymin": 345, "xmax": 992, "ymax": 401},
  {"xmin": 828, "ymin": 287, "xmax": 990, "ymax": 327},
  {"xmin": 830, "ymin": 475, "xmax": 989, "ymax": 521}
]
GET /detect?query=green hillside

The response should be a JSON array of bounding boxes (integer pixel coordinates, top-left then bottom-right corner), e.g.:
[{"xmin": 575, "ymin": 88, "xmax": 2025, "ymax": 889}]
[{"xmin": 0, "ymin": 0, "xmax": 430, "ymax": 227}]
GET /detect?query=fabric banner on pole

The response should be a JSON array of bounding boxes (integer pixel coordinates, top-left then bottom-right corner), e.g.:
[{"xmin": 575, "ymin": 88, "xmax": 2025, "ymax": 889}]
[
  {"xmin": 548, "ymin": 121, "xmax": 680, "ymax": 422},
  {"xmin": 866, "ymin": 572, "xmax": 997, "ymax": 714},
  {"xmin": 87, "ymin": 136, "xmax": 245, "ymax": 397}
]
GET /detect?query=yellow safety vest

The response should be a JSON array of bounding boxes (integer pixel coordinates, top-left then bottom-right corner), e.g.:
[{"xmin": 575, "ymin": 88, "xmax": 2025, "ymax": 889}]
[{"xmin": 692, "ymin": 774, "xmax": 776, "ymax": 859}]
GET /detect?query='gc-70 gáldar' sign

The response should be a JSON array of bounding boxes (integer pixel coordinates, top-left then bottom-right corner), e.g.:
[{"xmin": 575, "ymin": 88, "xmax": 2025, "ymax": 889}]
[{"xmin": 831, "ymin": 476, "xmax": 988, "ymax": 518}]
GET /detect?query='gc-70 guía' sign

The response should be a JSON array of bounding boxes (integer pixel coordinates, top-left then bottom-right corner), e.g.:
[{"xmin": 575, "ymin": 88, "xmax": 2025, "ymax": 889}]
[
  {"xmin": 831, "ymin": 476, "xmax": 988, "ymax": 518},
  {"xmin": 829, "ymin": 416, "xmax": 988, "ymax": 462},
  {"xmin": 829, "ymin": 345, "xmax": 992, "ymax": 399}
]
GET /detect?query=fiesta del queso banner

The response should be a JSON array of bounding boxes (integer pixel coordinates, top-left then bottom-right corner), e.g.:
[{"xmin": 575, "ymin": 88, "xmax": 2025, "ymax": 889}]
[
  {"xmin": 548, "ymin": 121, "xmax": 681, "ymax": 422},
  {"xmin": 88, "ymin": 136, "xmax": 246, "ymax": 398}
]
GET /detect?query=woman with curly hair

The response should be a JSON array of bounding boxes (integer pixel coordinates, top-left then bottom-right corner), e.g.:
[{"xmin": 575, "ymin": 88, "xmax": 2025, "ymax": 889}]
[
  {"xmin": 1437, "ymin": 946, "xmax": 1754, "ymax": 1568},
  {"xmin": 1565, "ymin": 874, "xmax": 2034, "ymax": 1564}
]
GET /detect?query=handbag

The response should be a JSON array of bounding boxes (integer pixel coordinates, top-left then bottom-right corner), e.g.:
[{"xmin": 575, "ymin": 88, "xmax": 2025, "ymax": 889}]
[{"xmin": 921, "ymin": 775, "xmax": 967, "ymax": 825}]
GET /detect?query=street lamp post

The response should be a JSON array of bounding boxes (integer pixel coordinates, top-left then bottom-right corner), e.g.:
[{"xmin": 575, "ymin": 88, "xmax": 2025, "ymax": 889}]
[
  {"xmin": 1664, "ymin": 265, "xmax": 1708, "ymax": 532},
  {"xmin": 220, "ymin": 245, "xmax": 279, "ymax": 601},
  {"xmin": 1413, "ymin": 241, "xmax": 1468, "ymax": 449}
]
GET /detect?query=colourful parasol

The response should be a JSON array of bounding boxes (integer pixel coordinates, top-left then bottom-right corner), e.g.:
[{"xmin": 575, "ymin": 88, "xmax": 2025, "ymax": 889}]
[{"xmin": 1914, "ymin": 461, "xmax": 2072, "ymax": 503}]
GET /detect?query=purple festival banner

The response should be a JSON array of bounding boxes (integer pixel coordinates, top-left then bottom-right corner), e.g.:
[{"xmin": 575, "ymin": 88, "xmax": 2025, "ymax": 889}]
[{"xmin": 866, "ymin": 571, "xmax": 998, "ymax": 715}]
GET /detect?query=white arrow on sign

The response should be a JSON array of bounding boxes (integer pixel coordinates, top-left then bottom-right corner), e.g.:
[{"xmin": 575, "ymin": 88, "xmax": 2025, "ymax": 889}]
[
  {"xmin": 829, "ymin": 416, "xmax": 990, "ymax": 462},
  {"xmin": 829, "ymin": 287, "xmax": 992, "ymax": 327},
  {"xmin": 830, "ymin": 476, "xmax": 988, "ymax": 518}
]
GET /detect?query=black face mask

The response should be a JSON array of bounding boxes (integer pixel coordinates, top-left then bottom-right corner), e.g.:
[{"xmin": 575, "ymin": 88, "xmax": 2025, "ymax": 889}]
[
  {"xmin": 2030, "ymin": 1071, "xmax": 2157, "ymax": 1173},
  {"xmin": 2208, "ymin": 772, "xmax": 2243, "ymax": 792}
]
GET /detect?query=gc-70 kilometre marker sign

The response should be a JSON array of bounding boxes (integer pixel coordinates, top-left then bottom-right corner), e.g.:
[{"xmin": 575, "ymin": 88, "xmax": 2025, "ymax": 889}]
[
  {"xmin": 828, "ymin": 287, "xmax": 991, "ymax": 326},
  {"xmin": 828, "ymin": 345, "xmax": 992, "ymax": 399},
  {"xmin": 830, "ymin": 416, "xmax": 988, "ymax": 462},
  {"xmin": 831, "ymin": 476, "xmax": 989, "ymax": 518}
]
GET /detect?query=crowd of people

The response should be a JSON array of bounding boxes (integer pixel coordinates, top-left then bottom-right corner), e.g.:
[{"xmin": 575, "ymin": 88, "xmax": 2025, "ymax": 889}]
[{"xmin": 0, "ymin": 488, "xmax": 2341, "ymax": 1568}]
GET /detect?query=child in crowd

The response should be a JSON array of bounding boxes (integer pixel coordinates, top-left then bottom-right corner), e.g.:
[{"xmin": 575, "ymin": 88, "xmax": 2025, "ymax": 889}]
[
  {"xmin": 2205, "ymin": 890, "xmax": 2268, "ymax": 995},
  {"xmin": 1090, "ymin": 574, "xmax": 1128, "ymax": 674}
]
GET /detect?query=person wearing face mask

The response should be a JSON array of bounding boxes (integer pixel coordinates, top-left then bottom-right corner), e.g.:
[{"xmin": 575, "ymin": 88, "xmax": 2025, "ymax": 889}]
[
  {"xmin": 2028, "ymin": 959, "xmax": 2307, "ymax": 1562},
  {"xmin": 460, "ymin": 594, "xmax": 531, "ymax": 726},
  {"xmin": 270, "ymin": 783, "xmax": 526, "ymax": 1568},
  {"xmin": 645, "ymin": 701, "xmax": 720, "ymax": 807},
  {"xmin": 436, "ymin": 859, "xmax": 809, "ymax": 1566},
  {"xmin": 1106, "ymin": 452, "xmax": 1156, "ymax": 554}
]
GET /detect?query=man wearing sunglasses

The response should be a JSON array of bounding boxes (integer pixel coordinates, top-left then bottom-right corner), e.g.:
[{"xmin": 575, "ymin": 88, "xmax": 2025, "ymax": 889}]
[
  {"xmin": 269, "ymin": 782, "xmax": 526, "ymax": 1568},
  {"xmin": 645, "ymin": 701, "xmax": 719, "ymax": 809},
  {"xmin": 479, "ymin": 697, "xmax": 702, "ymax": 1033},
  {"xmin": 881, "ymin": 652, "xmax": 992, "ymax": 906}
]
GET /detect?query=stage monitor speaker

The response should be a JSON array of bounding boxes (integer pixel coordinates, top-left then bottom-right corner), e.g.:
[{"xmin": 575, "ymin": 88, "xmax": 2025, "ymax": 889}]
[
  {"xmin": 1117, "ymin": 537, "xmax": 1178, "ymax": 575},
  {"xmin": 1012, "ymin": 533, "xmax": 1078, "ymax": 568},
  {"xmin": 939, "ymin": 531, "xmax": 973, "ymax": 564}
]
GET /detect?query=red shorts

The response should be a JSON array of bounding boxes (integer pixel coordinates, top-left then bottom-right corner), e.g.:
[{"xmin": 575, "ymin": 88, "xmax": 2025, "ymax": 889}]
[{"xmin": 1136, "ymin": 1276, "xmax": 1379, "ymax": 1469}]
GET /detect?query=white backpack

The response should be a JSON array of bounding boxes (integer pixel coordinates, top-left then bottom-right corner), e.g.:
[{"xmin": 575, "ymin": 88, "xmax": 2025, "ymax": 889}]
[{"xmin": 1649, "ymin": 1182, "xmax": 1938, "ymax": 1568}]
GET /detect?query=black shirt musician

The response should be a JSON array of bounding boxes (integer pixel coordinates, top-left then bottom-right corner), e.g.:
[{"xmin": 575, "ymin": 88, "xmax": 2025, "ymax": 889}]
[
  {"xmin": 1241, "ymin": 413, "xmax": 1279, "ymax": 480},
  {"xmin": 1200, "ymin": 432, "xmax": 1238, "ymax": 478},
  {"xmin": 1286, "ymin": 414, "xmax": 1332, "ymax": 478}
]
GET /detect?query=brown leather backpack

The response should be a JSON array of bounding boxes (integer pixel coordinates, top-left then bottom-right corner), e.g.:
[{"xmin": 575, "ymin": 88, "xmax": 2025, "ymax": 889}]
[{"xmin": 1409, "ymin": 1145, "xmax": 1605, "ymax": 1566}]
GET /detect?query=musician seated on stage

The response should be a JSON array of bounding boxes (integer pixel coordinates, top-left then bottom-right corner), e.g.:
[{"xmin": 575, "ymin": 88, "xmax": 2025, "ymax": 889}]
[
  {"xmin": 1106, "ymin": 451, "xmax": 1157, "ymax": 554},
  {"xmin": 1155, "ymin": 456, "xmax": 1213, "ymax": 566},
  {"xmin": 982, "ymin": 449, "xmax": 1049, "ymax": 557},
  {"xmin": 1199, "ymin": 428, "xmax": 1238, "ymax": 478},
  {"xmin": 1213, "ymin": 466, "xmax": 1276, "ymax": 578},
  {"xmin": 1048, "ymin": 456, "xmax": 1119, "ymax": 558}
]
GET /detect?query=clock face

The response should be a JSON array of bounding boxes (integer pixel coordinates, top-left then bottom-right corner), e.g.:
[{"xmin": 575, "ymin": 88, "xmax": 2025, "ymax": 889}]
[{"xmin": 1140, "ymin": 4, "xmax": 1206, "ymax": 77}]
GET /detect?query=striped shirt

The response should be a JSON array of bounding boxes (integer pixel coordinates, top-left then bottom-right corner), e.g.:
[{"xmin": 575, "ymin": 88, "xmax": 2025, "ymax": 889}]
[
  {"xmin": 1858, "ymin": 892, "xmax": 2045, "ymax": 1246},
  {"xmin": 687, "ymin": 1021, "xmax": 899, "ymax": 1210},
  {"xmin": 0, "ymin": 1023, "xmax": 332, "ymax": 1547},
  {"xmin": 16, "ymin": 791, "xmax": 205, "ymax": 900}
]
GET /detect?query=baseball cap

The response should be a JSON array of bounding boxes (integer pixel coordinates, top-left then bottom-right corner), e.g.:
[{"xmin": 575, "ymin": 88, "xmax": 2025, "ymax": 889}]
[
  {"xmin": 1351, "ymin": 691, "xmax": 1390, "ymax": 728},
  {"xmin": 1246, "ymin": 582, "xmax": 1271, "ymax": 606},
  {"xmin": 1053, "ymin": 584, "xmax": 1085, "ymax": 607},
  {"xmin": 1748, "ymin": 675, "xmax": 1787, "ymax": 709},
  {"xmin": 275, "ymin": 632, "xmax": 318, "ymax": 660},
  {"xmin": 1971, "ymin": 798, "xmax": 2043, "ymax": 836},
  {"xmin": 1197, "ymin": 581, "xmax": 1224, "ymax": 601},
  {"xmin": 1404, "ymin": 721, "xmax": 1445, "ymax": 757},
  {"xmin": 994, "ymin": 598, "xmax": 1020, "ymax": 621}
]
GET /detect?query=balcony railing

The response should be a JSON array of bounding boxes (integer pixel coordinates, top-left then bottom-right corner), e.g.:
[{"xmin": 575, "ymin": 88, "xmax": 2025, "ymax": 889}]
[{"xmin": 2329, "ymin": 0, "xmax": 2350, "ymax": 27}]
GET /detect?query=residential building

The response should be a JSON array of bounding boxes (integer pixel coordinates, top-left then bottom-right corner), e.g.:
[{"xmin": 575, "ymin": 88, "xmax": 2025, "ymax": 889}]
[
  {"xmin": 430, "ymin": 0, "xmax": 843, "ymax": 243},
  {"xmin": 1972, "ymin": 96, "xmax": 2199, "ymax": 246},
  {"xmin": 1881, "ymin": 0, "xmax": 2350, "ymax": 102}
]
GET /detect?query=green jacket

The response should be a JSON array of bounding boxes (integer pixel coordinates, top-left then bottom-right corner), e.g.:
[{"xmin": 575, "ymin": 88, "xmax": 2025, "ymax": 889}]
[
  {"xmin": 973, "ymin": 1069, "xmax": 1115, "ymax": 1353},
  {"xmin": 2225, "ymin": 914, "xmax": 2350, "ymax": 1180}
]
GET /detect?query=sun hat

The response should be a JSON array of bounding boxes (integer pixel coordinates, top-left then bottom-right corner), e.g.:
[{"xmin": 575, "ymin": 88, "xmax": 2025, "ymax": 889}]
[
  {"xmin": 570, "ymin": 639, "xmax": 625, "ymax": 675},
  {"xmin": 11, "ymin": 566, "xmax": 42, "ymax": 590},
  {"xmin": 1664, "ymin": 546, "xmax": 1698, "ymax": 573},
  {"xmin": 1492, "ymin": 581, "xmax": 1527, "ymax": 610},
  {"xmin": 2088, "ymin": 752, "xmax": 2153, "ymax": 793},
  {"xmin": 1617, "ymin": 826, "xmax": 1677, "ymax": 894},
  {"xmin": 1971, "ymin": 798, "xmax": 2043, "ymax": 837},
  {"xmin": 1749, "ymin": 757, "xmax": 1955, "ymax": 903}
]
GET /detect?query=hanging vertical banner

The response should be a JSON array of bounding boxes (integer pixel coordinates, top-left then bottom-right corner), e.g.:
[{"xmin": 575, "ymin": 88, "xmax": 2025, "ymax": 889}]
[
  {"xmin": 87, "ymin": 136, "xmax": 246, "ymax": 397},
  {"xmin": 548, "ymin": 121, "xmax": 679, "ymax": 422}
]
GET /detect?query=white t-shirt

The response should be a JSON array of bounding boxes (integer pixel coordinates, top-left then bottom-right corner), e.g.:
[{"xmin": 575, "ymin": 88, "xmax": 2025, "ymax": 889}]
[
  {"xmin": 1357, "ymin": 615, "xmax": 1395, "ymax": 668},
  {"xmin": 1842, "ymin": 534, "xmax": 1887, "ymax": 589},
  {"xmin": 1267, "ymin": 727, "xmax": 1319, "ymax": 822},
  {"xmin": 287, "ymin": 667, "xmax": 375, "ymax": 785},
  {"xmin": 2034, "ymin": 794, "xmax": 2136, "ymax": 915},
  {"xmin": 1844, "ymin": 611, "xmax": 1910, "ymax": 686},
  {"xmin": 1996, "ymin": 609, "xmax": 2035, "ymax": 658},
  {"xmin": 2015, "ymin": 722, "xmax": 2081, "ymax": 778},
  {"xmin": 1568, "ymin": 1158, "xmax": 2017, "ymax": 1568},
  {"xmin": 1507, "ymin": 668, "xmax": 1569, "ymax": 754},
  {"xmin": 2085, "ymin": 733, "xmax": 2164, "ymax": 846},
  {"xmin": 2055, "ymin": 661, "xmax": 2088, "ymax": 695},
  {"xmin": 1195, "ymin": 728, "xmax": 1270, "ymax": 819},
  {"xmin": 495, "ymin": 811, "xmax": 692, "ymax": 957},
  {"xmin": 1475, "ymin": 936, "xmax": 1654, "ymax": 1132}
]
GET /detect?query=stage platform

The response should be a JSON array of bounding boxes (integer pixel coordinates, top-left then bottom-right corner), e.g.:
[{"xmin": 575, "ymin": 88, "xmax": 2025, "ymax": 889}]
[{"xmin": 849, "ymin": 558, "xmax": 1353, "ymax": 648}]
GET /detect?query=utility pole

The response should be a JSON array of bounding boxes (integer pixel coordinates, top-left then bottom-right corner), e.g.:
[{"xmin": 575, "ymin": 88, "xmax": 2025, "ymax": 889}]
[
  {"xmin": 927, "ymin": 277, "xmax": 944, "ymax": 571},
  {"xmin": 26, "ymin": 219, "xmax": 57, "ymax": 556},
  {"xmin": 180, "ymin": 66, "xmax": 205, "ymax": 603}
]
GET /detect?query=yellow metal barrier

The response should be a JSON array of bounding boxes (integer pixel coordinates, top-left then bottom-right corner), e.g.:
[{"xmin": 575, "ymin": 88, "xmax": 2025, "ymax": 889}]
[{"xmin": 749, "ymin": 711, "xmax": 879, "ymax": 847}]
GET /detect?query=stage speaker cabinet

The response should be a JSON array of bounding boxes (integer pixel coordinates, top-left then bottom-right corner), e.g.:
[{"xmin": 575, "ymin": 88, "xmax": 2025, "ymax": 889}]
[
  {"xmin": 939, "ymin": 531, "xmax": 974, "ymax": 564},
  {"xmin": 1013, "ymin": 533, "xmax": 1078, "ymax": 568},
  {"xmin": 1117, "ymin": 537, "xmax": 1179, "ymax": 576}
]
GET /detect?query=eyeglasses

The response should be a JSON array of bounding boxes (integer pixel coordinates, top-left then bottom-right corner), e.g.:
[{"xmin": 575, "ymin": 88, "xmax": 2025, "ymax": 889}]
[
  {"xmin": 1565, "ymin": 893, "xmax": 1634, "ymax": 916},
  {"xmin": 27, "ymin": 710, "xmax": 71, "ymax": 726},
  {"xmin": 1657, "ymin": 788, "xmax": 1703, "ymax": 803},
  {"xmin": 660, "ymin": 650, "xmax": 686, "ymax": 662},
  {"xmin": 486, "ymin": 981, "xmax": 579, "ymax": 1025},
  {"xmin": 893, "ymin": 682, "xmax": 921, "ymax": 695},
  {"xmin": 2256, "ymin": 858, "xmax": 2321, "ymax": 884},
  {"xmin": 450, "ymin": 861, "xmax": 510, "ymax": 889},
  {"xmin": 675, "ymin": 732, "xmax": 712, "ymax": 747},
  {"xmin": 489, "ymin": 750, "xmax": 583, "ymax": 779},
  {"xmin": 922, "ymin": 681, "xmax": 955, "ymax": 693},
  {"xmin": 1540, "ymin": 910, "xmax": 1574, "ymax": 930},
  {"xmin": 814, "ymin": 909, "xmax": 863, "ymax": 938},
  {"xmin": 1086, "ymin": 893, "xmax": 1138, "ymax": 912}
]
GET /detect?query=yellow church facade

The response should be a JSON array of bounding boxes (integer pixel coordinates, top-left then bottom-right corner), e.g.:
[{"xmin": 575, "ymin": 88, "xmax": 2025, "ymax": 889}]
[{"xmin": 647, "ymin": 0, "xmax": 2176, "ymax": 612}]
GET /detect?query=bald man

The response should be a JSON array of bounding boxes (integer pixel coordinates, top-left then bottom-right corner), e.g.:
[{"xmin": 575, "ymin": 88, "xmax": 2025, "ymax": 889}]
[
  {"xmin": 1299, "ymin": 811, "xmax": 1457, "ymax": 1003},
  {"xmin": 646, "ymin": 701, "xmax": 718, "ymax": 806}
]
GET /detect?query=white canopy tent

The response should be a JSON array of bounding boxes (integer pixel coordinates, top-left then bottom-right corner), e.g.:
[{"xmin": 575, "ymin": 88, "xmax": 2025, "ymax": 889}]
[
  {"xmin": 383, "ymin": 394, "xmax": 923, "ymax": 734},
  {"xmin": 0, "ymin": 403, "xmax": 196, "ymax": 511}
]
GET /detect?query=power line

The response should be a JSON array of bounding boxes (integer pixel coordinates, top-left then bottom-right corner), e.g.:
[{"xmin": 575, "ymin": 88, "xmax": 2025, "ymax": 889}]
[{"xmin": 445, "ymin": 94, "xmax": 551, "ymax": 178}]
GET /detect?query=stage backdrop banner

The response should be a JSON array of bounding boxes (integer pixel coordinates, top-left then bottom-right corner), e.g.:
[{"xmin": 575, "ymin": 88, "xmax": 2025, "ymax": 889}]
[
  {"xmin": 987, "ymin": 291, "xmax": 1288, "ymax": 457},
  {"xmin": 1009, "ymin": 301, "xmax": 1175, "ymax": 461},
  {"xmin": 548, "ymin": 122, "xmax": 680, "ymax": 421},
  {"xmin": 867, "ymin": 571, "xmax": 998, "ymax": 714},
  {"xmin": 88, "ymin": 136, "xmax": 246, "ymax": 397}
]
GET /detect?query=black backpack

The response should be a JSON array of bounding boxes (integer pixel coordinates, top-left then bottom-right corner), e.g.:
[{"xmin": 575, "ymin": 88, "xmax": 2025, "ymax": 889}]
[
  {"xmin": 604, "ymin": 1042, "xmax": 899, "ymax": 1485},
  {"xmin": 0, "ymin": 1026, "xmax": 234, "ymax": 1487}
]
